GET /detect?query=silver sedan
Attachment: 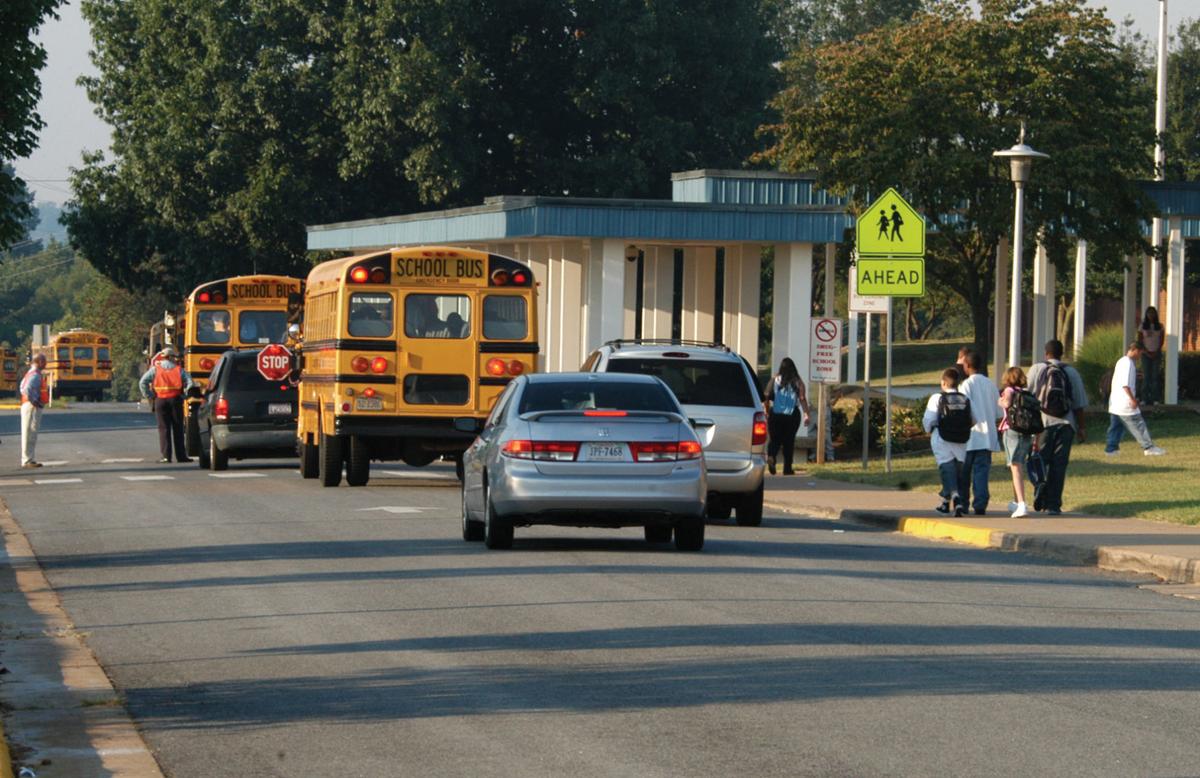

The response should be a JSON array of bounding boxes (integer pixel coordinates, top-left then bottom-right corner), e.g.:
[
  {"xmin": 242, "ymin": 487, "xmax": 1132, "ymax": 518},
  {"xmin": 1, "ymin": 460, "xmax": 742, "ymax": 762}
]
[{"xmin": 460, "ymin": 372, "xmax": 707, "ymax": 550}]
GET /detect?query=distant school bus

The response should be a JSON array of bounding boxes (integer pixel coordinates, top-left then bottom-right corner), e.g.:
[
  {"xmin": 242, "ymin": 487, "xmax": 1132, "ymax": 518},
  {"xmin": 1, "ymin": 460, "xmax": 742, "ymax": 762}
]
[
  {"xmin": 295, "ymin": 246, "xmax": 538, "ymax": 487},
  {"xmin": 181, "ymin": 274, "xmax": 304, "ymax": 455},
  {"xmin": 33, "ymin": 329, "xmax": 113, "ymax": 400},
  {"xmin": 0, "ymin": 348, "xmax": 18, "ymax": 397}
]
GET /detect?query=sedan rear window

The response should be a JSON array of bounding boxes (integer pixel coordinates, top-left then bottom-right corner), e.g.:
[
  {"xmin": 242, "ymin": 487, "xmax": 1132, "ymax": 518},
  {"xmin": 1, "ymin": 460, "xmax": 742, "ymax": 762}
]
[
  {"xmin": 518, "ymin": 380, "xmax": 678, "ymax": 415},
  {"xmin": 604, "ymin": 358, "xmax": 756, "ymax": 407}
]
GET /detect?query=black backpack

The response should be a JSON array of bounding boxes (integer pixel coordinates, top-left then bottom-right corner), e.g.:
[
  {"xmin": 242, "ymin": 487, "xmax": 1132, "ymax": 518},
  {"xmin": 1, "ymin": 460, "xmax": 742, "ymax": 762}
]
[
  {"xmin": 936, "ymin": 391, "xmax": 972, "ymax": 444},
  {"xmin": 1036, "ymin": 362, "xmax": 1071, "ymax": 419},
  {"xmin": 1006, "ymin": 389, "xmax": 1045, "ymax": 435}
]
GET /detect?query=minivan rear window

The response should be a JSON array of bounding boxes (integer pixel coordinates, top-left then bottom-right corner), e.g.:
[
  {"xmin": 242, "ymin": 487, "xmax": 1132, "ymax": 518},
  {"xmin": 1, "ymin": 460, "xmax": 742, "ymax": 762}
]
[
  {"xmin": 518, "ymin": 380, "xmax": 678, "ymax": 415},
  {"xmin": 605, "ymin": 358, "xmax": 756, "ymax": 407}
]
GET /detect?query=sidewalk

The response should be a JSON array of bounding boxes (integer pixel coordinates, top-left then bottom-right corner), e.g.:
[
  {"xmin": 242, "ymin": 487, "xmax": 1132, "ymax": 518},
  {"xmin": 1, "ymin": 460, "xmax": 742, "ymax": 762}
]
[{"xmin": 764, "ymin": 474, "xmax": 1200, "ymax": 586}]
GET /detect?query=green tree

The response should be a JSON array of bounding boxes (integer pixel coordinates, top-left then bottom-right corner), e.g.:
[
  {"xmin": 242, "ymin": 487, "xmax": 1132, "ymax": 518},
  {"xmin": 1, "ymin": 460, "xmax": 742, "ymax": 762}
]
[
  {"xmin": 760, "ymin": 0, "xmax": 1155, "ymax": 360},
  {"xmin": 0, "ymin": 0, "xmax": 61, "ymax": 250},
  {"xmin": 1166, "ymin": 18, "xmax": 1200, "ymax": 181}
]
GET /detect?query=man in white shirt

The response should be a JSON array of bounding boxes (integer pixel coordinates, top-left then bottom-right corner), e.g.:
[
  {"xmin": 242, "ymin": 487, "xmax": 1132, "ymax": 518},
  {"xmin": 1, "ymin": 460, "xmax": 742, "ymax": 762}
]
[
  {"xmin": 957, "ymin": 349, "xmax": 1002, "ymax": 515},
  {"xmin": 1105, "ymin": 341, "xmax": 1165, "ymax": 456}
]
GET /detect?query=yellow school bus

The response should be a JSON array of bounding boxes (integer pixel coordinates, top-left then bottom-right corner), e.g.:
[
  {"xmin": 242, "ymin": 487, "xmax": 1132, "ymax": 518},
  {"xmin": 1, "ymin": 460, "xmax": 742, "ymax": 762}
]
[
  {"xmin": 33, "ymin": 330, "xmax": 113, "ymax": 400},
  {"xmin": 296, "ymin": 246, "xmax": 538, "ymax": 486},
  {"xmin": 0, "ymin": 348, "xmax": 18, "ymax": 397},
  {"xmin": 181, "ymin": 274, "xmax": 304, "ymax": 455}
]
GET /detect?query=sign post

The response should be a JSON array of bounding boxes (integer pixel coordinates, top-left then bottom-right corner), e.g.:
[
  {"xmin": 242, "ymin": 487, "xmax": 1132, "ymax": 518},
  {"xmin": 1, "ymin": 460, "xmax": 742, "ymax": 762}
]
[
  {"xmin": 856, "ymin": 188, "xmax": 927, "ymax": 474},
  {"xmin": 809, "ymin": 318, "xmax": 843, "ymax": 465}
]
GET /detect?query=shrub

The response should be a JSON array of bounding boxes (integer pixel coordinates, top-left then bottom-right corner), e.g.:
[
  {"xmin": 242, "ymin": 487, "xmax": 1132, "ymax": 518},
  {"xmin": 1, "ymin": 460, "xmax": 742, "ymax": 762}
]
[
  {"xmin": 1075, "ymin": 323, "xmax": 1125, "ymax": 403},
  {"xmin": 1181, "ymin": 353, "xmax": 1200, "ymax": 401}
]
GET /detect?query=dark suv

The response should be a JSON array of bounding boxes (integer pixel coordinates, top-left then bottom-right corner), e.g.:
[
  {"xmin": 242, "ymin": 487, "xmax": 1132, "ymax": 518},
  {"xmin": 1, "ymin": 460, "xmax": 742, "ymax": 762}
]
[{"xmin": 196, "ymin": 350, "xmax": 298, "ymax": 470}]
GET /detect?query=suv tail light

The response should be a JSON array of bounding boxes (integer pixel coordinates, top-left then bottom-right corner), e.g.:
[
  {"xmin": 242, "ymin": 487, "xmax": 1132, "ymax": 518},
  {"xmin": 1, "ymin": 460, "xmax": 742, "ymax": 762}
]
[
  {"xmin": 752, "ymin": 412, "xmax": 768, "ymax": 446},
  {"xmin": 215, "ymin": 396, "xmax": 229, "ymax": 421},
  {"xmin": 630, "ymin": 441, "xmax": 704, "ymax": 462},
  {"xmin": 502, "ymin": 440, "xmax": 579, "ymax": 461}
]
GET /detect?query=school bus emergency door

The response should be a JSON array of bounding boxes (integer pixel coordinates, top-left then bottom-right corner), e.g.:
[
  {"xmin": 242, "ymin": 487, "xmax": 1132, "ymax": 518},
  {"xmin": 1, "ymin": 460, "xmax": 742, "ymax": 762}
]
[
  {"xmin": 35, "ymin": 330, "xmax": 112, "ymax": 400},
  {"xmin": 296, "ymin": 246, "xmax": 538, "ymax": 487},
  {"xmin": 182, "ymin": 275, "xmax": 303, "ymax": 456}
]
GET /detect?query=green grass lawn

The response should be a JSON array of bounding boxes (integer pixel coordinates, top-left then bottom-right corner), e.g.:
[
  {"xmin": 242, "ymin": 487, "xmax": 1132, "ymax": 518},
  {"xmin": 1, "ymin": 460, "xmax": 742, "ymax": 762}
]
[
  {"xmin": 810, "ymin": 406, "xmax": 1200, "ymax": 524},
  {"xmin": 851, "ymin": 337, "xmax": 971, "ymax": 386}
]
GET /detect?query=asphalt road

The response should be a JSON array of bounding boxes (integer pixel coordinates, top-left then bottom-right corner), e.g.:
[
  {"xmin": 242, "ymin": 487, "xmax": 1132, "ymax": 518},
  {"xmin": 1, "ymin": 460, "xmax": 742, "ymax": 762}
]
[{"xmin": 2, "ymin": 405, "xmax": 1200, "ymax": 777}]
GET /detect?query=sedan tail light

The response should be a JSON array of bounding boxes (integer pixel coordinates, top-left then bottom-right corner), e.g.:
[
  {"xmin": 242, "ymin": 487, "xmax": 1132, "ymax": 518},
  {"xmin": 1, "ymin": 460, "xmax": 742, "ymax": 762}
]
[
  {"xmin": 629, "ymin": 441, "xmax": 704, "ymax": 462},
  {"xmin": 502, "ymin": 440, "xmax": 579, "ymax": 461},
  {"xmin": 215, "ymin": 396, "xmax": 229, "ymax": 421},
  {"xmin": 752, "ymin": 411, "xmax": 768, "ymax": 445}
]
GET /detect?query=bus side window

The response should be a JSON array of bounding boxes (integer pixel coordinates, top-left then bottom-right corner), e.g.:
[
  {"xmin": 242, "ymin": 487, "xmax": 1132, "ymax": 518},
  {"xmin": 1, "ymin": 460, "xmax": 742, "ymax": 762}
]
[
  {"xmin": 197, "ymin": 310, "xmax": 231, "ymax": 344},
  {"xmin": 348, "ymin": 293, "xmax": 394, "ymax": 338},
  {"xmin": 483, "ymin": 296, "xmax": 527, "ymax": 340}
]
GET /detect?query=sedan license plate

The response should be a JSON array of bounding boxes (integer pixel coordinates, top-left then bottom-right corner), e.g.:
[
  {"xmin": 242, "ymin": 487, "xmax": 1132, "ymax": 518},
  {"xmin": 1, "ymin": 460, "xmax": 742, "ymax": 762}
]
[
  {"xmin": 354, "ymin": 397, "xmax": 383, "ymax": 411},
  {"xmin": 268, "ymin": 402, "xmax": 292, "ymax": 415},
  {"xmin": 585, "ymin": 442, "xmax": 627, "ymax": 462}
]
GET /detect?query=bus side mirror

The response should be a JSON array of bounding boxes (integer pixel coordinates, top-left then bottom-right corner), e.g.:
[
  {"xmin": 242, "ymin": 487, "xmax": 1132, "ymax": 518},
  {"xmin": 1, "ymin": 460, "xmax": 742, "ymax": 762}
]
[{"xmin": 287, "ymin": 323, "xmax": 302, "ymax": 339}]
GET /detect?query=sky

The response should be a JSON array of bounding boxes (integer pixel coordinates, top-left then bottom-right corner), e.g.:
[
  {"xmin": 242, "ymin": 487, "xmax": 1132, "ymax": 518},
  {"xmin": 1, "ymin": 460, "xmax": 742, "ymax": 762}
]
[{"xmin": 13, "ymin": 0, "xmax": 1174, "ymax": 205}]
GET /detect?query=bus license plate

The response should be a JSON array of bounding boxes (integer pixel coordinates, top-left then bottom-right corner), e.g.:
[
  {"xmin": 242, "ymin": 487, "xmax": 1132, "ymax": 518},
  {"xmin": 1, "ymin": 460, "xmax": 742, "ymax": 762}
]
[
  {"xmin": 585, "ymin": 443, "xmax": 627, "ymax": 461},
  {"xmin": 355, "ymin": 397, "xmax": 383, "ymax": 411},
  {"xmin": 268, "ymin": 403, "xmax": 292, "ymax": 415}
]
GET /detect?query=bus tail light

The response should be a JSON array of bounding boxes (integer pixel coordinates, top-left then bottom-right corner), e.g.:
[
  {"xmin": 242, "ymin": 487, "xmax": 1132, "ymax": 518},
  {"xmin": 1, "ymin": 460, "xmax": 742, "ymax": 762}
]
[
  {"xmin": 490, "ymin": 269, "xmax": 510, "ymax": 286},
  {"xmin": 507, "ymin": 360, "xmax": 524, "ymax": 376},
  {"xmin": 511, "ymin": 270, "xmax": 529, "ymax": 285},
  {"xmin": 350, "ymin": 267, "xmax": 369, "ymax": 283},
  {"xmin": 369, "ymin": 267, "xmax": 387, "ymax": 283},
  {"xmin": 502, "ymin": 440, "xmax": 579, "ymax": 461},
  {"xmin": 752, "ymin": 412, "xmax": 768, "ymax": 445},
  {"xmin": 351, "ymin": 356, "xmax": 370, "ymax": 373},
  {"xmin": 198, "ymin": 292, "xmax": 210, "ymax": 303},
  {"xmin": 341, "ymin": 402, "xmax": 351, "ymax": 412},
  {"xmin": 485, "ymin": 358, "xmax": 507, "ymax": 377},
  {"xmin": 370, "ymin": 357, "xmax": 389, "ymax": 373},
  {"xmin": 215, "ymin": 396, "xmax": 229, "ymax": 420},
  {"xmin": 212, "ymin": 292, "xmax": 225, "ymax": 304},
  {"xmin": 199, "ymin": 357, "xmax": 216, "ymax": 371},
  {"xmin": 363, "ymin": 387, "xmax": 377, "ymax": 398}
]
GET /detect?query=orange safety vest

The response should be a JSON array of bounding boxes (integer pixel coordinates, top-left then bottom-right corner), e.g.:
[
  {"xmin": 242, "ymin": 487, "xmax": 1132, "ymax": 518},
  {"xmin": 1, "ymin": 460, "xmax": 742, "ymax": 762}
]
[
  {"xmin": 20, "ymin": 368, "xmax": 49, "ymax": 406},
  {"xmin": 153, "ymin": 364, "xmax": 184, "ymax": 399}
]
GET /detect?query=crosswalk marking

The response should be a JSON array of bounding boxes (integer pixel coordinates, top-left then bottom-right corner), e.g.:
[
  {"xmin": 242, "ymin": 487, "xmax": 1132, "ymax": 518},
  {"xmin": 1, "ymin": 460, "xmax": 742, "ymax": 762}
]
[
  {"xmin": 102, "ymin": 458, "xmax": 145, "ymax": 464},
  {"xmin": 0, "ymin": 479, "xmax": 34, "ymax": 487},
  {"xmin": 379, "ymin": 470, "xmax": 456, "ymax": 480},
  {"xmin": 34, "ymin": 478, "xmax": 83, "ymax": 485},
  {"xmin": 207, "ymin": 472, "xmax": 266, "ymax": 478},
  {"xmin": 39, "ymin": 460, "xmax": 69, "ymax": 466},
  {"xmin": 120, "ymin": 475, "xmax": 174, "ymax": 482}
]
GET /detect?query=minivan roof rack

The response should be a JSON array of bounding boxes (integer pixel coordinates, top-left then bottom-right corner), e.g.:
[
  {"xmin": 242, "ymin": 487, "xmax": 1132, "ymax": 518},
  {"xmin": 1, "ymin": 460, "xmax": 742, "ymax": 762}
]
[{"xmin": 604, "ymin": 339, "xmax": 730, "ymax": 352}]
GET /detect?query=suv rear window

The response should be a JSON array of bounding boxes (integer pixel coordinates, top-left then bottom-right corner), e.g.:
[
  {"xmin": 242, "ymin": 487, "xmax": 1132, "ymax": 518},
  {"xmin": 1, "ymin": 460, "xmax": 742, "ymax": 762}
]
[
  {"xmin": 518, "ymin": 380, "xmax": 678, "ymax": 415},
  {"xmin": 605, "ymin": 358, "xmax": 755, "ymax": 407}
]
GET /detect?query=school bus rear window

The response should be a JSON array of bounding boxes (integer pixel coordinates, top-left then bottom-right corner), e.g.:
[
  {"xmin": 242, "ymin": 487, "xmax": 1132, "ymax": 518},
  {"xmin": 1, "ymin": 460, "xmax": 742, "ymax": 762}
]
[
  {"xmin": 197, "ymin": 310, "xmax": 232, "ymax": 344},
  {"xmin": 239, "ymin": 310, "xmax": 287, "ymax": 343},
  {"xmin": 348, "ymin": 293, "xmax": 394, "ymax": 338},
  {"xmin": 57, "ymin": 347, "xmax": 69, "ymax": 360},
  {"xmin": 73, "ymin": 347, "xmax": 94, "ymax": 360},
  {"xmin": 405, "ymin": 294, "xmax": 470, "ymax": 339},
  {"xmin": 98, "ymin": 347, "xmax": 110, "ymax": 361},
  {"xmin": 483, "ymin": 296, "xmax": 527, "ymax": 340}
]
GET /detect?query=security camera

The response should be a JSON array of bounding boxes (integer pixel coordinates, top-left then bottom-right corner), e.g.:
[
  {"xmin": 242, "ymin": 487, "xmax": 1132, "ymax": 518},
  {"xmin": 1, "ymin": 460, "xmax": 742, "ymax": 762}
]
[{"xmin": 625, "ymin": 245, "xmax": 640, "ymax": 263}]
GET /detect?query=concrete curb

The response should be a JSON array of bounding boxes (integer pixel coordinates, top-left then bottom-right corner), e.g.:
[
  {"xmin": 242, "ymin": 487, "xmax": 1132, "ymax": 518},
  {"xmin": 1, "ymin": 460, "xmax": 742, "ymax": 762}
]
[{"xmin": 765, "ymin": 499, "xmax": 1200, "ymax": 584}]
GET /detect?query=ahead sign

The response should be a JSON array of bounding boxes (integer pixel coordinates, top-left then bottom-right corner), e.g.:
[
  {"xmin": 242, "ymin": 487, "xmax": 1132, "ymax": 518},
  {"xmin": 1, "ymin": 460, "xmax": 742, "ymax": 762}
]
[{"xmin": 257, "ymin": 343, "xmax": 293, "ymax": 382}]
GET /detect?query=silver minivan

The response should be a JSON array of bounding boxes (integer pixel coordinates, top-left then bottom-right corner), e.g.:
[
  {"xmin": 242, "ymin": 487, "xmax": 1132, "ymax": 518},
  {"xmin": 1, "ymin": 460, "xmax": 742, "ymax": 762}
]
[{"xmin": 583, "ymin": 340, "xmax": 767, "ymax": 525}]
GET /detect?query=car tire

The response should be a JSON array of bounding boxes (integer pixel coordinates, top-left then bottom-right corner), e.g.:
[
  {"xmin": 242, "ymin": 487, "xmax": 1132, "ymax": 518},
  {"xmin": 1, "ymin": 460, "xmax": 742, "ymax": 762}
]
[
  {"xmin": 318, "ymin": 423, "xmax": 344, "ymax": 487},
  {"xmin": 455, "ymin": 455, "xmax": 464, "ymax": 482},
  {"xmin": 185, "ymin": 410, "xmax": 201, "ymax": 457},
  {"xmin": 706, "ymin": 499, "xmax": 732, "ymax": 520},
  {"xmin": 346, "ymin": 436, "xmax": 370, "ymax": 486},
  {"xmin": 644, "ymin": 525, "xmax": 672, "ymax": 544},
  {"xmin": 674, "ymin": 517, "xmax": 705, "ymax": 551},
  {"xmin": 299, "ymin": 435, "xmax": 319, "ymax": 479},
  {"xmin": 735, "ymin": 483, "xmax": 764, "ymax": 527},
  {"xmin": 483, "ymin": 485, "xmax": 513, "ymax": 549},
  {"xmin": 209, "ymin": 431, "xmax": 228, "ymax": 471},
  {"xmin": 462, "ymin": 485, "xmax": 484, "ymax": 542},
  {"xmin": 197, "ymin": 428, "xmax": 211, "ymax": 469}
]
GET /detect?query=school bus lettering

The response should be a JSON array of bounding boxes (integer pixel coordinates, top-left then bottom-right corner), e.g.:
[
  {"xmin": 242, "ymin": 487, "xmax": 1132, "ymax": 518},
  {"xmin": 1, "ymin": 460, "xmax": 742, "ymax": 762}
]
[
  {"xmin": 395, "ymin": 257, "xmax": 484, "ymax": 280},
  {"xmin": 229, "ymin": 281, "xmax": 294, "ymax": 301}
]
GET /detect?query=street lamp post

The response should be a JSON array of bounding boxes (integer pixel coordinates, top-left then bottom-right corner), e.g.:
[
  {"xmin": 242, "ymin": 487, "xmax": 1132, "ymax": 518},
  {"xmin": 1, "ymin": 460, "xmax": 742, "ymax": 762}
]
[{"xmin": 994, "ymin": 123, "xmax": 1049, "ymax": 367}]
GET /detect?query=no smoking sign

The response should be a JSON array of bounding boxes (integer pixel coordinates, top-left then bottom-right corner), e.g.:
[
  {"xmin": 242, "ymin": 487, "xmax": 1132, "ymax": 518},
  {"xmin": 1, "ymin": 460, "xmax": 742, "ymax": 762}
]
[{"xmin": 809, "ymin": 318, "xmax": 843, "ymax": 384}]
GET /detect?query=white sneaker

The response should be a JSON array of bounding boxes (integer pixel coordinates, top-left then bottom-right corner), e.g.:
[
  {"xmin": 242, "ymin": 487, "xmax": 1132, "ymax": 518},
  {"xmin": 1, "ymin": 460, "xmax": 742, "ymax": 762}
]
[
  {"xmin": 1104, "ymin": 450, "xmax": 1119, "ymax": 457},
  {"xmin": 1011, "ymin": 502, "xmax": 1028, "ymax": 518},
  {"xmin": 1007, "ymin": 501, "xmax": 1018, "ymax": 512},
  {"xmin": 1144, "ymin": 446, "xmax": 1166, "ymax": 456}
]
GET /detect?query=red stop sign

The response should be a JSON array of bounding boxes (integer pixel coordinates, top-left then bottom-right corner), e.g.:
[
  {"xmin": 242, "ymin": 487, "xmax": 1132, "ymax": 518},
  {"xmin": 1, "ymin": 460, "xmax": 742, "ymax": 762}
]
[{"xmin": 257, "ymin": 343, "xmax": 293, "ymax": 382}]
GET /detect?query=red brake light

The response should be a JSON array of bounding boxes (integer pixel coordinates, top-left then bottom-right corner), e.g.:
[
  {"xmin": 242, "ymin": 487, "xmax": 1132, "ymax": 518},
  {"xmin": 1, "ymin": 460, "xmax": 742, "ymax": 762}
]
[
  {"xmin": 363, "ymin": 387, "xmax": 377, "ymax": 398},
  {"xmin": 584, "ymin": 410, "xmax": 627, "ymax": 417},
  {"xmin": 502, "ymin": 440, "xmax": 579, "ymax": 461},
  {"xmin": 351, "ymin": 356, "xmax": 369, "ymax": 373},
  {"xmin": 198, "ymin": 292, "xmax": 211, "ymax": 303},
  {"xmin": 752, "ymin": 411, "xmax": 768, "ymax": 446},
  {"xmin": 662, "ymin": 352, "xmax": 691, "ymax": 359},
  {"xmin": 485, "ymin": 358, "xmax": 507, "ymax": 377},
  {"xmin": 369, "ymin": 267, "xmax": 387, "ymax": 283},
  {"xmin": 677, "ymin": 440, "xmax": 703, "ymax": 460},
  {"xmin": 512, "ymin": 270, "xmax": 529, "ymax": 285},
  {"xmin": 491, "ymin": 269, "xmax": 510, "ymax": 286},
  {"xmin": 629, "ymin": 441, "xmax": 704, "ymax": 462},
  {"xmin": 215, "ymin": 396, "xmax": 229, "ymax": 420},
  {"xmin": 370, "ymin": 357, "xmax": 388, "ymax": 374},
  {"xmin": 507, "ymin": 360, "xmax": 524, "ymax": 376},
  {"xmin": 212, "ymin": 293, "xmax": 225, "ymax": 304},
  {"xmin": 341, "ymin": 402, "xmax": 351, "ymax": 412},
  {"xmin": 199, "ymin": 357, "xmax": 216, "ymax": 371},
  {"xmin": 350, "ymin": 267, "xmax": 369, "ymax": 283}
]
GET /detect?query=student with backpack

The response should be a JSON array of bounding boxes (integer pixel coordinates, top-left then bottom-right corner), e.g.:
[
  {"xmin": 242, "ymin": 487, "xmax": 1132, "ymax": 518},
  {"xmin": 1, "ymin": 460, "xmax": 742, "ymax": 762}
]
[
  {"xmin": 958, "ymin": 350, "xmax": 1002, "ymax": 515},
  {"xmin": 1026, "ymin": 340, "xmax": 1089, "ymax": 516},
  {"xmin": 923, "ymin": 367, "xmax": 971, "ymax": 516},
  {"xmin": 998, "ymin": 366, "xmax": 1042, "ymax": 517}
]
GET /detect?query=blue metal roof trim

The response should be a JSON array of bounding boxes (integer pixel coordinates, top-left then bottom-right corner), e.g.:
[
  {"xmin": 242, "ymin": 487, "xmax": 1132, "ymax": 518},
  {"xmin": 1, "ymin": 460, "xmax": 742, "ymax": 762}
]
[
  {"xmin": 671, "ymin": 172, "xmax": 848, "ymax": 207},
  {"xmin": 1140, "ymin": 182, "xmax": 1200, "ymax": 217}
]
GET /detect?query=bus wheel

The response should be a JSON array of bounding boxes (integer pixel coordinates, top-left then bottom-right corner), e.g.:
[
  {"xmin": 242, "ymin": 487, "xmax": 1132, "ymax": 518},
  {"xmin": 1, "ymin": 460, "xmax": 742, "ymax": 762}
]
[
  {"xmin": 318, "ymin": 425, "xmax": 344, "ymax": 487},
  {"xmin": 346, "ymin": 436, "xmax": 370, "ymax": 487},
  {"xmin": 185, "ymin": 411, "xmax": 201, "ymax": 457},
  {"xmin": 299, "ymin": 435, "xmax": 319, "ymax": 479}
]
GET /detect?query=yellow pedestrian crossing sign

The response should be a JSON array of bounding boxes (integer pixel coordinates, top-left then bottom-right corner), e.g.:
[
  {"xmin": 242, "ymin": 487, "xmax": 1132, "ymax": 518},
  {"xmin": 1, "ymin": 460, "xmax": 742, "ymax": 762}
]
[{"xmin": 856, "ymin": 188, "xmax": 925, "ymax": 257}]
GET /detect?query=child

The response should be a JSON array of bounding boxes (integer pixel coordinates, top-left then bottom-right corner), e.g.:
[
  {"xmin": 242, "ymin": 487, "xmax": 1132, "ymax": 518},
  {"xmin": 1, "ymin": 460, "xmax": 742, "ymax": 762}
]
[
  {"xmin": 922, "ymin": 367, "xmax": 971, "ymax": 517},
  {"xmin": 997, "ymin": 366, "xmax": 1033, "ymax": 517}
]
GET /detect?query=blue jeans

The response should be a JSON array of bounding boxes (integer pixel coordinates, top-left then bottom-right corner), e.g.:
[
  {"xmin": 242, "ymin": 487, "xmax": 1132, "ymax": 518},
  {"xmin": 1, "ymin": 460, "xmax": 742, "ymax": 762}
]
[
  {"xmin": 958, "ymin": 449, "xmax": 992, "ymax": 513},
  {"xmin": 1141, "ymin": 353, "xmax": 1161, "ymax": 404},
  {"xmin": 1105, "ymin": 413, "xmax": 1154, "ymax": 452},
  {"xmin": 1036, "ymin": 424, "xmax": 1074, "ymax": 512},
  {"xmin": 937, "ymin": 460, "xmax": 963, "ymax": 502}
]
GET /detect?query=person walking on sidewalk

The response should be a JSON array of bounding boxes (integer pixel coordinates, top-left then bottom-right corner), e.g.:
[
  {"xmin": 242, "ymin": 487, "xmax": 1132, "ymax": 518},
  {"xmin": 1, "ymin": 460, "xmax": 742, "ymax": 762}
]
[
  {"xmin": 764, "ymin": 357, "xmax": 810, "ymax": 475},
  {"xmin": 1106, "ymin": 341, "xmax": 1166, "ymax": 457},
  {"xmin": 1138, "ymin": 306, "xmax": 1163, "ymax": 405},
  {"xmin": 923, "ymin": 367, "xmax": 971, "ymax": 516},
  {"xmin": 138, "ymin": 346, "xmax": 196, "ymax": 463},
  {"xmin": 957, "ymin": 350, "xmax": 1001, "ymax": 515},
  {"xmin": 998, "ymin": 366, "xmax": 1040, "ymax": 518},
  {"xmin": 1027, "ymin": 340, "xmax": 1089, "ymax": 516},
  {"xmin": 18, "ymin": 354, "xmax": 48, "ymax": 468}
]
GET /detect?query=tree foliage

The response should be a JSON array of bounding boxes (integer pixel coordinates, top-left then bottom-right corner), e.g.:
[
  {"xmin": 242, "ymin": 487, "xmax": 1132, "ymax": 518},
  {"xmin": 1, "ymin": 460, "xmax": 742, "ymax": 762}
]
[
  {"xmin": 760, "ymin": 0, "xmax": 1155, "ymax": 358},
  {"xmin": 66, "ymin": 0, "xmax": 779, "ymax": 298},
  {"xmin": 0, "ymin": 0, "xmax": 61, "ymax": 250},
  {"xmin": 1166, "ymin": 18, "xmax": 1200, "ymax": 182}
]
